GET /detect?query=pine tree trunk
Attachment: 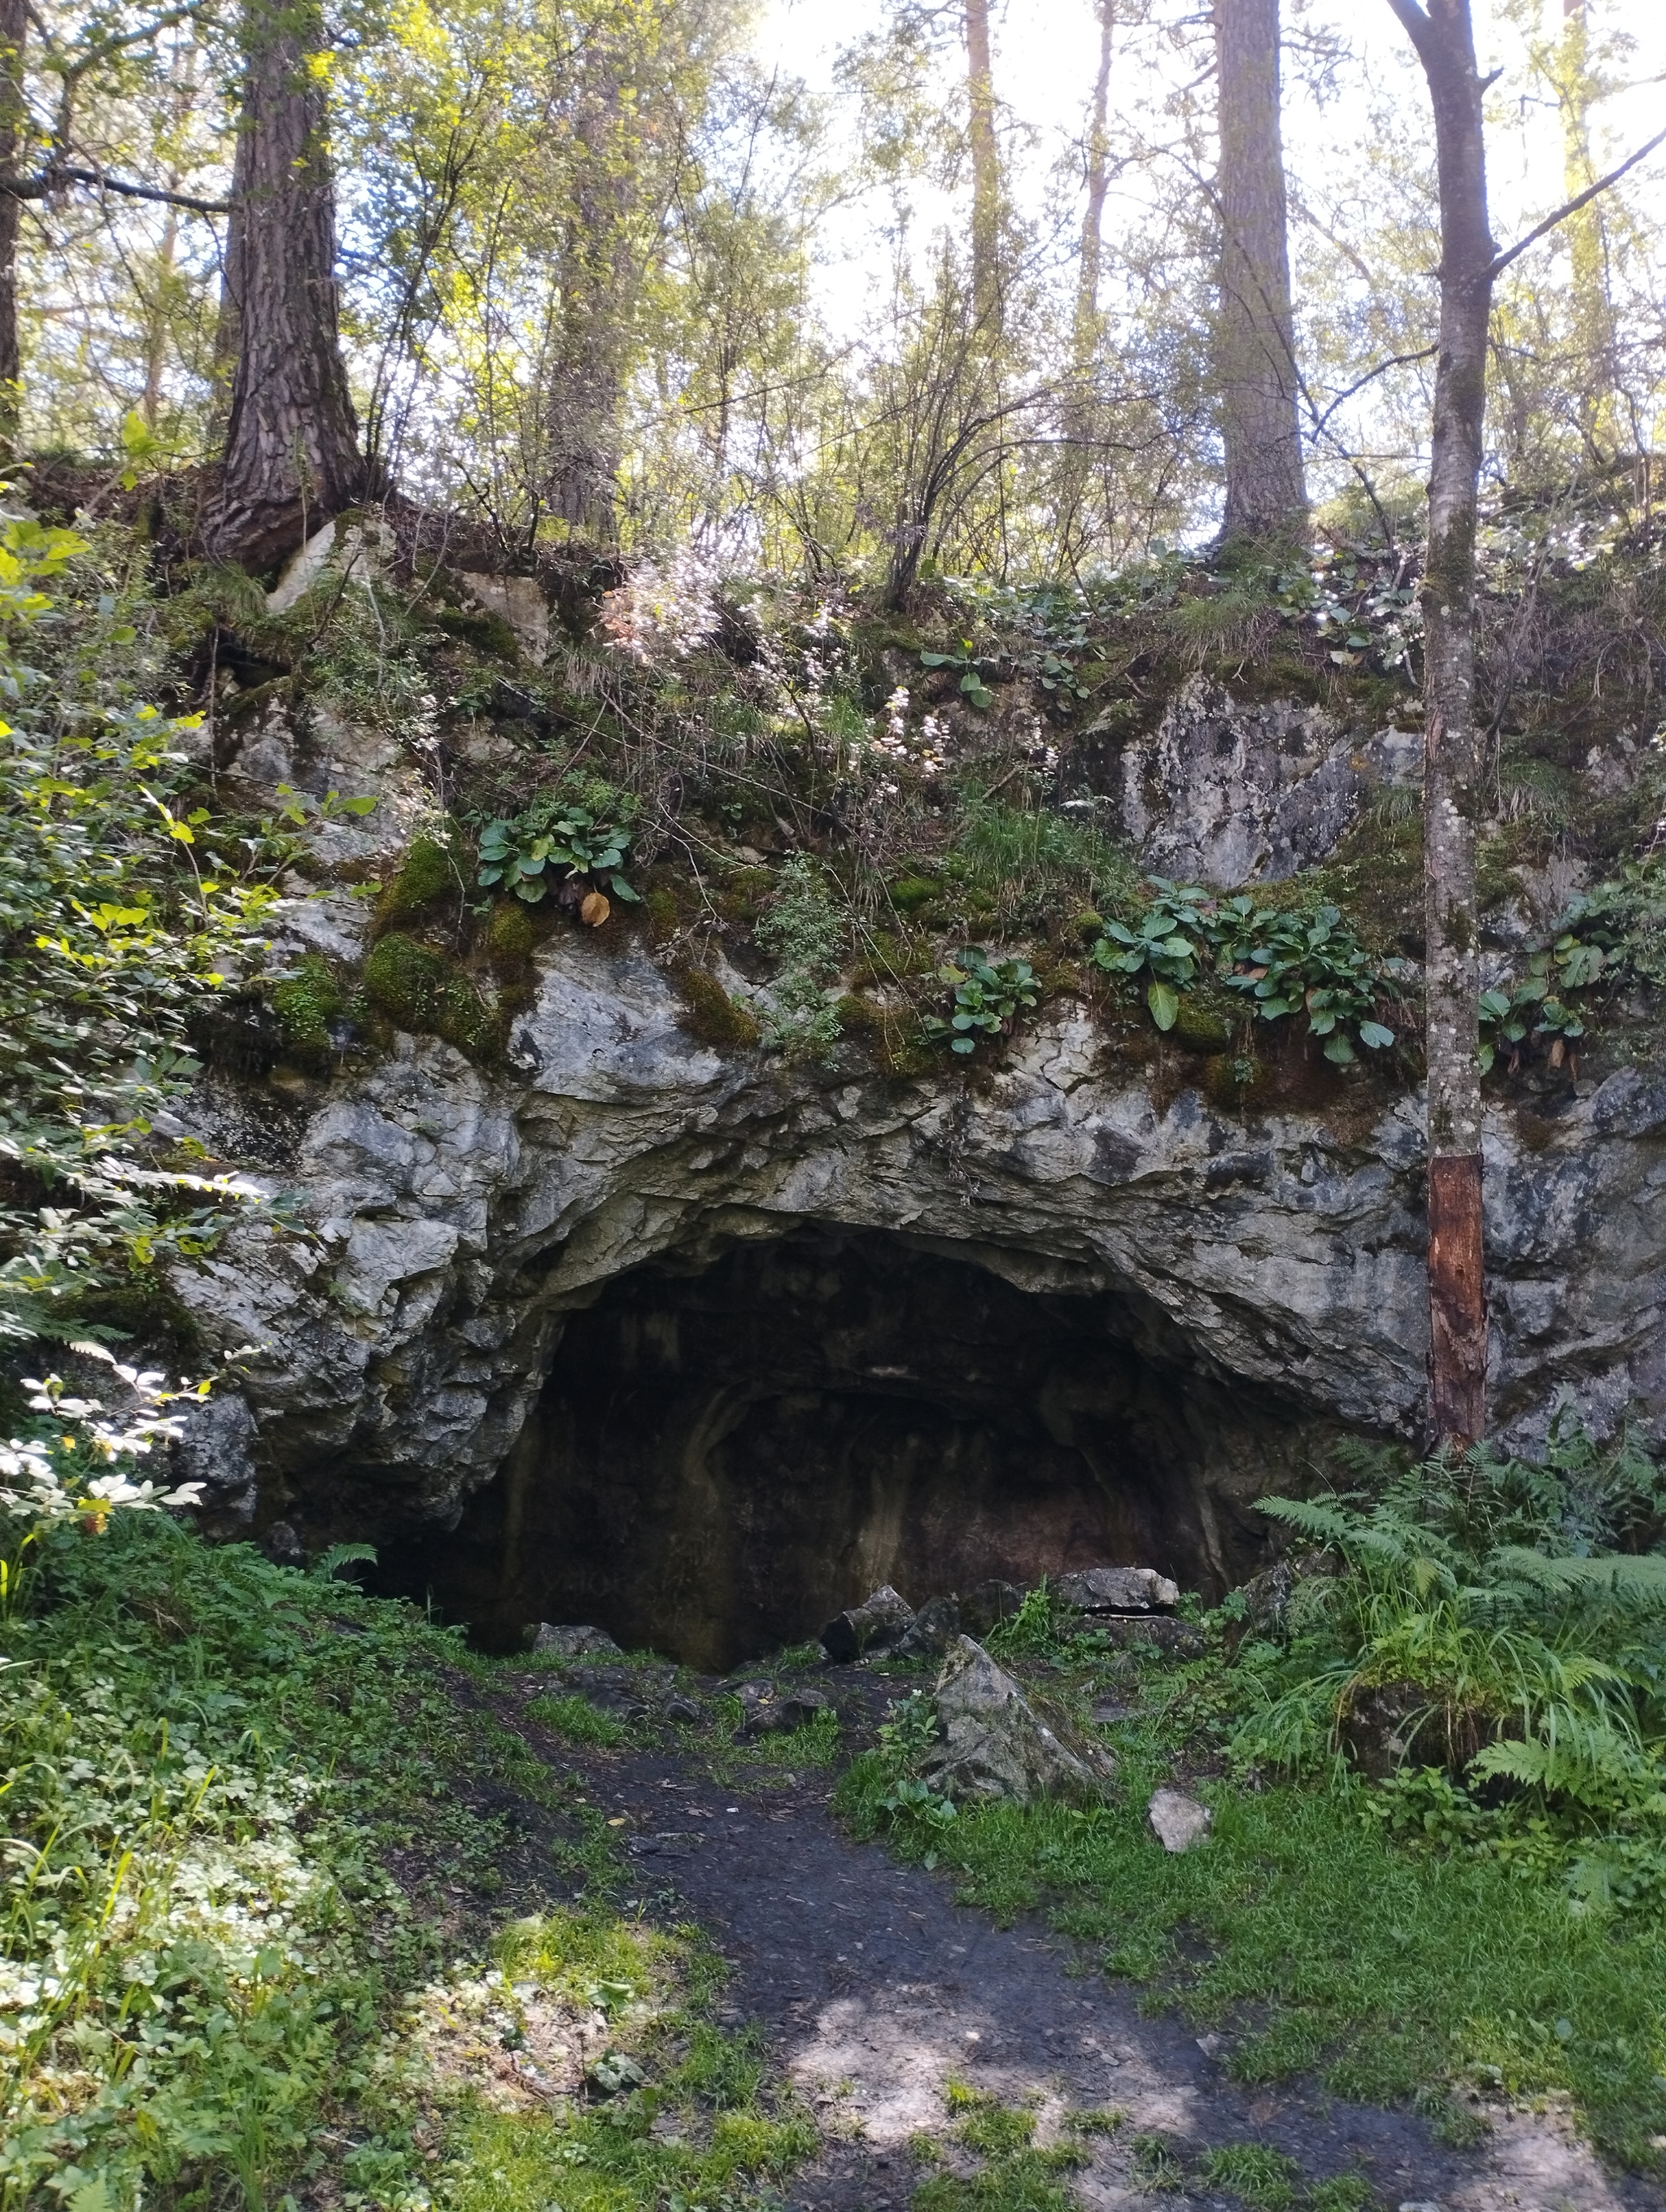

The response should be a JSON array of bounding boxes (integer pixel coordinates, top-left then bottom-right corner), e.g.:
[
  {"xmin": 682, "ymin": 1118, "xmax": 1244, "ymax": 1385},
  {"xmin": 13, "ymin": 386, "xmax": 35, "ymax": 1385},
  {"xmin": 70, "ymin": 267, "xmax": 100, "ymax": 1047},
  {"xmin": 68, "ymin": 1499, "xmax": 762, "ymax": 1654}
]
[
  {"xmin": 1388, "ymin": 0, "xmax": 1495, "ymax": 1448},
  {"xmin": 965, "ymin": 0, "xmax": 1001, "ymax": 335},
  {"xmin": 0, "ymin": 0, "xmax": 27, "ymax": 455},
  {"xmin": 1212, "ymin": 0, "xmax": 1306, "ymax": 546},
  {"xmin": 210, "ymin": 0, "xmax": 361, "ymax": 568}
]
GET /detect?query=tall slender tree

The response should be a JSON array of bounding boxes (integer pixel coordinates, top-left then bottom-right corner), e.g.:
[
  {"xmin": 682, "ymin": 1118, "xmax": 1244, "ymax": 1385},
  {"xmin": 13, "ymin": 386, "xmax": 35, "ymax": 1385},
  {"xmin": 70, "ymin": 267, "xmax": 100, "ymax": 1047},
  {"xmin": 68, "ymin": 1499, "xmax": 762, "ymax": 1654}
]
[
  {"xmin": 0, "ymin": 0, "xmax": 26, "ymax": 453},
  {"xmin": 1385, "ymin": 0, "xmax": 1493, "ymax": 1447},
  {"xmin": 1556, "ymin": 0, "xmax": 1616, "ymax": 457},
  {"xmin": 211, "ymin": 0, "xmax": 362, "ymax": 567},
  {"xmin": 963, "ymin": 0, "xmax": 1001, "ymax": 335},
  {"xmin": 1074, "ymin": 0, "xmax": 1114, "ymax": 359},
  {"xmin": 1212, "ymin": 0, "xmax": 1305, "ymax": 546}
]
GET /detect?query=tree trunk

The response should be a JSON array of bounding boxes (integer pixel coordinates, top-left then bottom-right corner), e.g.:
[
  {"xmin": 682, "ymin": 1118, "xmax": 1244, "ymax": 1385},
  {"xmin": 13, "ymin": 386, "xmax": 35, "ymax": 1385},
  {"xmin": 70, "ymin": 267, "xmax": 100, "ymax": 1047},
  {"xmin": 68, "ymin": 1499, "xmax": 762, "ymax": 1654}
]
[
  {"xmin": 210, "ymin": 0, "xmax": 361, "ymax": 569},
  {"xmin": 0, "ymin": 0, "xmax": 27, "ymax": 455},
  {"xmin": 1212, "ymin": 0, "xmax": 1306, "ymax": 546},
  {"xmin": 1558, "ymin": 0, "xmax": 1618, "ymax": 459},
  {"xmin": 1074, "ymin": 0, "xmax": 1114, "ymax": 356},
  {"xmin": 1386, "ymin": 0, "xmax": 1495, "ymax": 1448},
  {"xmin": 965, "ymin": 0, "xmax": 1001, "ymax": 336},
  {"xmin": 544, "ymin": 43, "xmax": 638, "ymax": 539}
]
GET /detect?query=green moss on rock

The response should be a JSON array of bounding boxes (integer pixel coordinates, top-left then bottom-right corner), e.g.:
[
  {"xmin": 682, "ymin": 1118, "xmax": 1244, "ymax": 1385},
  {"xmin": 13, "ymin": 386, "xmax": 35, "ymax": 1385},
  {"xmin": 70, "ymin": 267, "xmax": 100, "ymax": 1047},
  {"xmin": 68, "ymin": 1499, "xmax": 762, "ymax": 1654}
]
[
  {"xmin": 377, "ymin": 835, "xmax": 463, "ymax": 932},
  {"xmin": 272, "ymin": 954, "xmax": 344, "ymax": 1070},
  {"xmin": 364, "ymin": 934, "xmax": 503, "ymax": 1061},
  {"xmin": 670, "ymin": 962, "xmax": 761, "ymax": 1052}
]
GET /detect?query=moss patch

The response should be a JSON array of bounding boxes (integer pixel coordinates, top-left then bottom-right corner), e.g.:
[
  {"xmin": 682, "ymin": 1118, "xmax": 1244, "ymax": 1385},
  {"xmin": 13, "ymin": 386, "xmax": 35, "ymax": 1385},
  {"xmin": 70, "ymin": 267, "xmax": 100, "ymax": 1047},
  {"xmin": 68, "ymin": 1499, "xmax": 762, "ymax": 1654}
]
[
  {"xmin": 271, "ymin": 953, "xmax": 345, "ymax": 1070},
  {"xmin": 377, "ymin": 834, "xmax": 465, "ymax": 933},
  {"xmin": 364, "ymin": 934, "xmax": 504, "ymax": 1061},
  {"xmin": 670, "ymin": 962, "xmax": 761, "ymax": 1052}
]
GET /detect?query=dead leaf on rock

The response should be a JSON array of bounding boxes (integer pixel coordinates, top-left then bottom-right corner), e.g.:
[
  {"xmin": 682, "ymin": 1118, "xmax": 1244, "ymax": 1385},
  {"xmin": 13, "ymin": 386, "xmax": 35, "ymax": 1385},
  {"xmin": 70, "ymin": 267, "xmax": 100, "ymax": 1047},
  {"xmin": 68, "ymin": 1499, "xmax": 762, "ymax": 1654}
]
[{"xmin": 581, "ymin": 890, "xmax": 611, "ymax": 926}]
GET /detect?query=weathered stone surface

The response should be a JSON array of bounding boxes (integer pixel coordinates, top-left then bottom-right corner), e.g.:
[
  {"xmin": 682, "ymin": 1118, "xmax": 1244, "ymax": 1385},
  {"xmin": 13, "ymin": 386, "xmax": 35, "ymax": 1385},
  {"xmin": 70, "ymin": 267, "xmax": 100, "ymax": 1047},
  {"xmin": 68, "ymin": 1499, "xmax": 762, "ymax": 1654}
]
[
  {"xmin": 740, "ymin": 1683, "xmax": 831, "ymax": 1736},
  {"xmin": 1119, "ymin": 676, "xmax": 1421, "ymax": 885},
  {"xmin": 531, "ymin": 1623, "xmax": 624, "ymax": 1657},
  {"xmin": 159, "ymin": 925, "xmax": 1666, "ymax": 1574},
  {"xmin": 921, "ymin": 1637, "xmax": 1119, "ymax": 1805},
  {"xmin": 957, "ymin": 1580, "xmax": 1025, "ymax": 1639},
  {"xmin": 889, "ymin": 1596, "xmax": 963, "ymax": 1661},
  {"xmin": 1056, "ymin": 1566, "xmax": 1180, "ymax": 1613},
  {"xmin": 820, "ymin": 1587, "xmax": 916, "ymax": 1665},
  {"xmin": 1077, "ymin": 1616, "xmax": 1207, "ymax": 1657},
  {"xmin": 1148, "ymin": 1787, "xmax": 1213, "ymax": 1853}
]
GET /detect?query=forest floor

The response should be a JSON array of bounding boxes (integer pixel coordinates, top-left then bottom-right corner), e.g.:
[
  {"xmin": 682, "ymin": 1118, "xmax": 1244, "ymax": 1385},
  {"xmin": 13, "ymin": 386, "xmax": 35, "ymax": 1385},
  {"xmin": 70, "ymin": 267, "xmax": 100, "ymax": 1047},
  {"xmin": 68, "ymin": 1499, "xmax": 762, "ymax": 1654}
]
[{"xmin": 483, "ymin": 1660, "xmax": 1654, "ymax": 2212}]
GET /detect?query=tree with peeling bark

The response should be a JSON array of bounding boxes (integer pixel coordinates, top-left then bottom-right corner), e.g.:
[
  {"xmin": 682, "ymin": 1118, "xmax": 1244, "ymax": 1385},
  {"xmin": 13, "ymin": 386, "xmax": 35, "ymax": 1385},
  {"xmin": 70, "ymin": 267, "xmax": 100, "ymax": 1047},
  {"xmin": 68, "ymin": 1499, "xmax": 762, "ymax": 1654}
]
[
  {"xmin": 210, "ymin": 0, "xmax": 362, "ymax": 568},
  {"xmin": 1212, "ymin": 0, "xmax": 1305, "ymax": 549}
]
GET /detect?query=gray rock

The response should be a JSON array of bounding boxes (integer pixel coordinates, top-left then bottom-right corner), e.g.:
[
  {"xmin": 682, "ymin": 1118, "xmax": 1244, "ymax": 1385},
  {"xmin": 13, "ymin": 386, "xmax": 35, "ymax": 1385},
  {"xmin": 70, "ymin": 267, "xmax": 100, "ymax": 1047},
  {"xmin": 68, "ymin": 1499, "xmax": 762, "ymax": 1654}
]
[
  {"xmin": 530, "ymin": 1623, "xmax": 624, "ymax": 1658},
  {"xmin": 921, "ymin": 1637, "xmax": 1118, "ymax": 1806},
  {"xmin": 820, "ymin": 1586, "xmax": 916, "ymax": 1665},
  {"xmin": 1148, "ymin": 1787, "xmax": 1212, "ymax": 1853},
  {"xmin": 1077, "ymin": 1616, "xmax": 1206, "ymax": 1657},
  {"xmin": 957, "ymin": 1580, "xmax": 1025, "ymax": 1638},
  {"xmin": 890, "ymin": 1595, "xmax": 962, "ymax": 1661},
  {"xmin": 1056, "ymin": 1565, "xmax": 1180, "ymax": 1613},
  {"xmin": 1120, "ymin": 676, "xmax": 1420, "ymax": 885},
  {"xmin": 739, "ymin": 1683, "xmax": 831, "ymax": 1736}
]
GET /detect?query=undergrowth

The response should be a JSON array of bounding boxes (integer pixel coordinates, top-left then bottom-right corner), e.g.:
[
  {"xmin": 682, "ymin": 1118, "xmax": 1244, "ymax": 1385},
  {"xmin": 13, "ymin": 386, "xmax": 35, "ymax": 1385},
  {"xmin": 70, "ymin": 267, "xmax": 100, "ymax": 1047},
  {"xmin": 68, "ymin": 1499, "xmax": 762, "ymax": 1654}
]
[{"xmin": 839, "ymin": 1432, "xmax": 1666, "ymax": 2169}]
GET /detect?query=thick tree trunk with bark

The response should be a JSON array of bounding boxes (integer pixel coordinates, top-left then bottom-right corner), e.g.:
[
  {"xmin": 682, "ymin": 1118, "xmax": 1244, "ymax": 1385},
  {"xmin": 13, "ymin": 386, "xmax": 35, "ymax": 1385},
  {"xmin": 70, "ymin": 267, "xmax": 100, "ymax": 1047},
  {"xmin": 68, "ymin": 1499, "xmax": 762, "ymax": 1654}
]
[
  {"xmin": 1212, "ymin": 0, "xmax": 1305, "ymax": 546},
  {"xmin": 1387, "ymin": 0, "xmax": 1495, "ymax": 1447},
  {"xmin": 965, "ymin": 0, "xmax": 1001, "ymax": 335},
  {"xmin": 0, "ymin": 0, "xmax": 27, "ymax": 454},
  {"xmin": 211, "ymin": 0, "xmax": 361, "ymax": 568}
]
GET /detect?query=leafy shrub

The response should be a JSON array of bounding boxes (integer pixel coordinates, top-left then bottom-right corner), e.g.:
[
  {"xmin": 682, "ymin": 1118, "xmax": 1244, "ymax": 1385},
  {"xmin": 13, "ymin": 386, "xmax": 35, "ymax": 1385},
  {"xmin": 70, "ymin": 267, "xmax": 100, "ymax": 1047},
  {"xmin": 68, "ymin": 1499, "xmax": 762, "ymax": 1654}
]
[
  {"xmin": 1089, "ymin": 880, "xmax": 1395, "ymax": 1063},
  {"xmin": 478, "ymin": 782, "xmax": 641, "ymax": 906},
  {"xmin": 923, "ymin": 948, "xmax": 1039, "ymax": 1055},
  {"xmin": 0, "ymin": 519, "xmax": 281, "ymax": 1342}
]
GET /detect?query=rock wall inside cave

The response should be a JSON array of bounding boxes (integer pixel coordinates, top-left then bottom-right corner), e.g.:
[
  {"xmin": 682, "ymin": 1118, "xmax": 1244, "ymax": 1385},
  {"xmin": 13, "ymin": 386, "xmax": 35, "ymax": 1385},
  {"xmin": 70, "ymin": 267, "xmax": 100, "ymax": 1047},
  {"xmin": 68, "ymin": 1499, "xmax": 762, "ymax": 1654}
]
[{"xmin": 386, "ymin": 1229, "xmax": 1311, "ymax": 1667}]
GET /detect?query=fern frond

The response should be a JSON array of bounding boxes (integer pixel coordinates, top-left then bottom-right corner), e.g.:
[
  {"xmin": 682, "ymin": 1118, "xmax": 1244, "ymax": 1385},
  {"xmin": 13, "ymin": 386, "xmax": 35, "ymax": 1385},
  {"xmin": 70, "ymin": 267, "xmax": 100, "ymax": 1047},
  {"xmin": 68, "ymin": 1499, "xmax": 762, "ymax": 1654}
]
[
  {"xmin": 311, "ymin": 1542, "xmax": 377, "ymax": 1582},
  {"xmin": 1488, "ymin": 1548, "xmax": 1666, "ymax": 1613}
]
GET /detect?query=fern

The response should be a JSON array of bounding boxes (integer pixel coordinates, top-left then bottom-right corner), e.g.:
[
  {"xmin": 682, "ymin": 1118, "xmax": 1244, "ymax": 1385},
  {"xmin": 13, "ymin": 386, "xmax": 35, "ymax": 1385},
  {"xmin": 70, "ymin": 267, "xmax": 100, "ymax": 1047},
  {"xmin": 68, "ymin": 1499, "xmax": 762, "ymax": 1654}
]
[{"xmin": 310, "ymin": 1542, "xmax": 377, "ymax": 1583}]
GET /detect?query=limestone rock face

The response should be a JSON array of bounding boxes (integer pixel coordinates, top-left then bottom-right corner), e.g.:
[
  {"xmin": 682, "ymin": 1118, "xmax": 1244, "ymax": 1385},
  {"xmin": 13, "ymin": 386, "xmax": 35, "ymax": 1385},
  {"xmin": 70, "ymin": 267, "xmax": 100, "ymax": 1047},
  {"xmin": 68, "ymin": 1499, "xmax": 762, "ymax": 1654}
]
[
  {"xmin": 922, "ymin": 1637, "xmax": 1118, "ymax": 1805},
  {"xmin": 160, "ymin": 926, "xmax": 1666, "ymax": 1580},
  {"xmin": 1120, "ymin": 676, "xmax": 1421, "ymax": 885}
]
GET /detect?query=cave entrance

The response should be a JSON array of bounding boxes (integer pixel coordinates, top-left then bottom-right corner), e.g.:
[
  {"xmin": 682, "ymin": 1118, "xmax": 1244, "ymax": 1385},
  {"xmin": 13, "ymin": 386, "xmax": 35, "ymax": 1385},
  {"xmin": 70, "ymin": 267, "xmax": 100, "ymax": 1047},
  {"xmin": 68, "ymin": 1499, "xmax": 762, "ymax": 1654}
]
[{"xmin": 402, "ymin": 1228, "xmax": 1308, "ymax": 1671}]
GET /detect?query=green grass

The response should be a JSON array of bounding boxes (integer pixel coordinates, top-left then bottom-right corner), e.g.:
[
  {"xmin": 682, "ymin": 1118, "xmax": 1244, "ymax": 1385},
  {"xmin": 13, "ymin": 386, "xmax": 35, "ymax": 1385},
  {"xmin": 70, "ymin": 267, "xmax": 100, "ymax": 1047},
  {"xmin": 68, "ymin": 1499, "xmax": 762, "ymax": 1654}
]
[
  {"xmin": 526, "ymin": 1691, "xmax": 631, "ymax": 1746},
  {"xmin": 0, "ymin": 1513, "xmax": 815, "ymax": 2212},
  {"xmin": 911, "ymin": 2083, "xmax": 1086, "ymax": 2212},
  {"xmin": 837, "ymin": 1713, "xmax": 1666, "ymax": 2169}
]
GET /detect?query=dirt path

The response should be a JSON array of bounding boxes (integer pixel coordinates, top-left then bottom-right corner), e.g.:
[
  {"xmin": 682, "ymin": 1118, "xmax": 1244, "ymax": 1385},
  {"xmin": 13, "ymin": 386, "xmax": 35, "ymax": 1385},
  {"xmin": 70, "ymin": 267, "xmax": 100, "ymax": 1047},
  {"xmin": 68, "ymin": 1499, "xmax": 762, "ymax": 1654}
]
[{"xmin": 495, "ymin": 1669, "xmax": 1657, "ymax": 2212}]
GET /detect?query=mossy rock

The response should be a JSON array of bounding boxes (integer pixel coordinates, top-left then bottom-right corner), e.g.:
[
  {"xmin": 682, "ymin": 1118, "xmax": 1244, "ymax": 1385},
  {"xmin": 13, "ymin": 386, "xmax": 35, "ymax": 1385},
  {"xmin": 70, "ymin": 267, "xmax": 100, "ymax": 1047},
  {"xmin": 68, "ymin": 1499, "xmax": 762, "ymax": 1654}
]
[
  {"xmin": 671, "ymin": 963, "xmax": 761, "ymax": 1052},
  {"xmin": 1171, "ymin": 999, "xmax": 1234, "ymax": 1054},
  {"xmin": 364, "ymin": 934, "xmax": 504, "ymax": 1061},
  {"xmin": 377, "ymin": 835, "xmax": 464, "ymax": 932},
  {"xmin": 486, "ymin": 900, "xmax": 537, "ymax": 969},
  {"xmin": 429, "ymin": 605, "xmax": 521, "ymax": 663},
  {"xmin": 58, "ymin": 1279, "xmax": 204, "ymax": 1361},
  {"xmin": 272, "ymin": 954, "xmax": 345, "ymax": 1071}
]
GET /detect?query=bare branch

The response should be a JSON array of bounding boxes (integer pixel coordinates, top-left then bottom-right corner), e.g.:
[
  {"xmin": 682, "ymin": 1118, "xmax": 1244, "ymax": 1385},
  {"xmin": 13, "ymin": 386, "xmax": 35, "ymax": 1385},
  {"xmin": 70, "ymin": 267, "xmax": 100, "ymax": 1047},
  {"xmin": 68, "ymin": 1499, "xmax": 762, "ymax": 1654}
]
[
  {"xmin": 1488, "ymin": 123, "xmax": 1666, "ymax": 279},
  {"xmin": 0, "ymin": 163, "xmax": 230, "ymax": 215}
]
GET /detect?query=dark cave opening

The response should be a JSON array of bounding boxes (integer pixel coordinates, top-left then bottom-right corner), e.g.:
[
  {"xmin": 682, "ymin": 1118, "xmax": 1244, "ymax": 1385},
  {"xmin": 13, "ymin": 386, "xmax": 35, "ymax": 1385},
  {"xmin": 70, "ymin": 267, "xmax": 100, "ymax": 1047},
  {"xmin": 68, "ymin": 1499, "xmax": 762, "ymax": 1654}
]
[{"xmin": 386, "ymin": 1229, "xmax": 1312, "ymax": 1670}]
